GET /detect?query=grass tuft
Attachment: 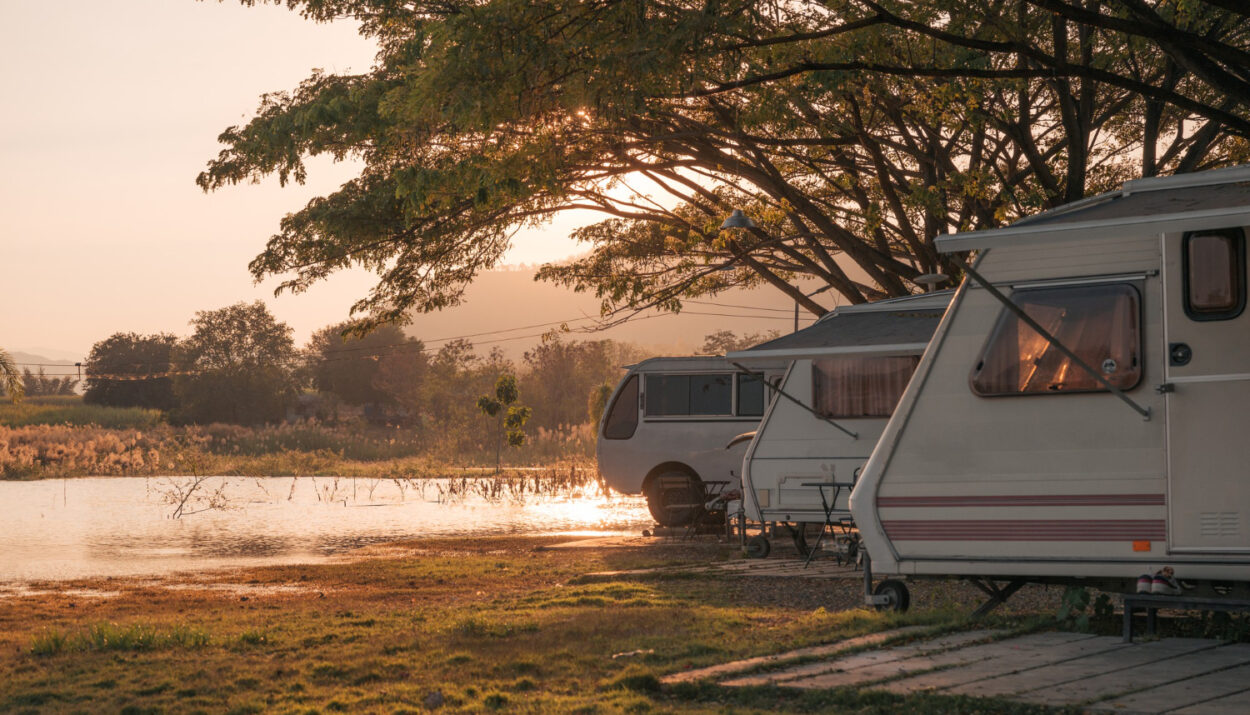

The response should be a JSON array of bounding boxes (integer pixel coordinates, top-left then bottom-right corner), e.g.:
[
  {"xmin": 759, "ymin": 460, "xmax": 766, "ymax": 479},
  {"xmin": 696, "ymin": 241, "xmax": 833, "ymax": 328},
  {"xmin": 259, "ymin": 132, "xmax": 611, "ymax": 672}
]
[{"xmin": 29, "ymin": 623, "xmax": 210, "ymax": 655}]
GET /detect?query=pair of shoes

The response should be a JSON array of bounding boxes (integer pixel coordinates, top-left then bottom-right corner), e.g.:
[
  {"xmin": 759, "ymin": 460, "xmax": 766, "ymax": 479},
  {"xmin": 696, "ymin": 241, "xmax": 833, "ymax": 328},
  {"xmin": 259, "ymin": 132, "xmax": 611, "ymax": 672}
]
[
  {"xmin": 1151, "ymin": 567, "xmax": 1181, "ymax": 596},
  {"xmin": 1136, "ymin": 574, "xmax": 1153, "ymax": 594}
]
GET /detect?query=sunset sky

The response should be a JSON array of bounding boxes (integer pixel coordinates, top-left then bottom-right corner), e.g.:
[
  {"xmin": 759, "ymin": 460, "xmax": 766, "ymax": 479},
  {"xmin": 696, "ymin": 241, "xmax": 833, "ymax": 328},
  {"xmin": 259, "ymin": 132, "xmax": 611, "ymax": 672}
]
[{"xmin": 0, "ymin": 1, "xmax": 814, "ymax": 362}]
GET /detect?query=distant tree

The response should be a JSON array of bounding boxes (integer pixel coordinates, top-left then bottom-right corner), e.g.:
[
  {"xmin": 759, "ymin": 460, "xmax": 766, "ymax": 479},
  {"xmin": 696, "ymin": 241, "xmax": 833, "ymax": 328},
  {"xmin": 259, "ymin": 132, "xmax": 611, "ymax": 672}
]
[
  {"xmin": 84, "ymin": 333, "xmax": 177, "ymax": 409},
  {"xmin": 587, "ymin": 382, "xmax": 613, "ymax": 426},
  {"xmin": 698, "ymin": 330, "xmax": 782, "ymax": 356},
  {"xmin": 0, "ymin": 348, "xmax": 22, "ymax": 403},
  {"xmin": 370, "ymin": 347, "xmax": 430, "ymax": 425},
  {"xmin": 521, "ymin": 338, "xmax": 648, "ymax": 432},
  {"xmin": 172, "ymin": 301, "xmax": 298, "ymax": 425},
  {"xmin": 476, "ymin": 373, "xmax": 531, "ymax": 472},
  {"xmin": 305, "ymin": 322, "xmax": 425, "ymax": 407},
  {"xmin": 21, "ymin": 368, "xmax": 78, "ymax": 396}
]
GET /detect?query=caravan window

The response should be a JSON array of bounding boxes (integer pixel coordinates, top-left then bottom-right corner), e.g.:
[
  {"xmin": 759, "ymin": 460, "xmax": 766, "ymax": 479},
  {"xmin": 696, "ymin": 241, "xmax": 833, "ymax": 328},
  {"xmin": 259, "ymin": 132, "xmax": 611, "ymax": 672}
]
[
  {"xmin": 1184, "ymin": 229, "xmax": 1245, "ymax": 321},
  {"xmin": 602, "ymin": 375, "xmax": 639, "ymax": 439},
  {"xmin": 812, "ymin": 356, "xmax": 920, "ymax": 418},
  {"xmin": 736, "ymin": 374, "xmax": 767, "ymax": 416},
  {"xmin": 645, "ymin": 374, "xmax": 733, "ymax": 416},
  {"xmin": 971, "ymin": 284, "xmax": 1141, "ymax": 396}
]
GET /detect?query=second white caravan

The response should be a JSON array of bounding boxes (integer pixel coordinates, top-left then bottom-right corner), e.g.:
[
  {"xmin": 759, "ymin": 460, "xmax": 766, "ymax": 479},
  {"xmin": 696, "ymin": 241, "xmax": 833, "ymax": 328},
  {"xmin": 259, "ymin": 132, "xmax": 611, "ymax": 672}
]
[{"xmin": 728, "ymin": 293, "xmax": 951, "ymax": 529}]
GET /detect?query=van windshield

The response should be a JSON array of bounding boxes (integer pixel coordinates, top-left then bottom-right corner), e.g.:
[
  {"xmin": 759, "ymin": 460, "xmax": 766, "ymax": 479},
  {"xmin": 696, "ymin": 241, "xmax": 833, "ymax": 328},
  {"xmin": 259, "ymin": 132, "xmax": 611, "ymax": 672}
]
[{"xmin": 602, "ymin": 375, "xmax": 639, "ymax": 439}]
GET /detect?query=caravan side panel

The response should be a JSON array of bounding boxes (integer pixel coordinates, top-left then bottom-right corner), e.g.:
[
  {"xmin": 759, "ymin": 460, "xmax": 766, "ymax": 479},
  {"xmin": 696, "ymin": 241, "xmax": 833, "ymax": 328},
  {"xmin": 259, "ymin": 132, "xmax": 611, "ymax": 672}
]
[{"xmin": 856, "ymin": 235, "xmax": 1203, "ymax": 579}]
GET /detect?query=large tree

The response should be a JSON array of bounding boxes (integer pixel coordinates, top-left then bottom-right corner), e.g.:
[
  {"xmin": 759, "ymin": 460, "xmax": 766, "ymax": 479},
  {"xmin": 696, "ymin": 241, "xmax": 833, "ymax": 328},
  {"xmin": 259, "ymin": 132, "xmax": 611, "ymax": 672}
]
[
  {"xmin": 84, "ymin": 333, "xmax": 178, "ymax": 409},
  {"xmin": 305, "ymin": 322, "xmax": 426, "ymax": 407},
  {"xmin": 201, "ymin": 0, "xmax": 1250, "ymax": 327},
  {"xmin": 172, "ymin": 301, "xmax": 299, "ymax": 425}
]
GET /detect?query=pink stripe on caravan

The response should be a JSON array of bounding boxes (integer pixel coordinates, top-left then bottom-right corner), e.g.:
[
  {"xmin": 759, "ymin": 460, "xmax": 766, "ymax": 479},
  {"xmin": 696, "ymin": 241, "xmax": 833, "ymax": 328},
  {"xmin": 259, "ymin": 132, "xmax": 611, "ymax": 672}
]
[
  {"xmin": 876, "ymin": 494, "xmax": 1165, "ymax": 508},
  {"xmin": 881, "ymin": 519, "xmax": 1166, "ymax": 541}
]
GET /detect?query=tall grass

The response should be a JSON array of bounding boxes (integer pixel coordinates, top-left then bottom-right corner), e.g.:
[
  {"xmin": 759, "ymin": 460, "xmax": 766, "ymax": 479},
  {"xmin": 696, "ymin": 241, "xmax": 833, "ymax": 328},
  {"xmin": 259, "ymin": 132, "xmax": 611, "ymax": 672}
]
[
  {"xmin": 0, "ymin": 400, "xmax": 163, "ymax": 429},
  {"xmin": 0, "ymin": 397, "xmax": 599, "ymax": 479},
  {"xmin": 1, "ymin": 422, "xmax": 598, "ymax": 480},
  {"xmin": 0, "ymin": 424, "xmax": 163, "ymax": 478}
]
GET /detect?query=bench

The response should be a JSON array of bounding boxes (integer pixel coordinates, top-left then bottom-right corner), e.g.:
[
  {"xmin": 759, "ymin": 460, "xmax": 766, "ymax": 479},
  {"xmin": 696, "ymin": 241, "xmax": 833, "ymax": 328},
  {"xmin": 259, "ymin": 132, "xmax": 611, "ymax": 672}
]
[{"xmin": 1122, "ymin": 593, "xmax": 1250, "ymax": 642}]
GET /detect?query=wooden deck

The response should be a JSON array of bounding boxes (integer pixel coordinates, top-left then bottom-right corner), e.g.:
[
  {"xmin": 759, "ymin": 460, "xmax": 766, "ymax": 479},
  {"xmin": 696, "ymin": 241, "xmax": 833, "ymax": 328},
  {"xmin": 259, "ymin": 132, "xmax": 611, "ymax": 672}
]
[{"xmin": 666, "ymin": 629, "xmax": 1250, "ymax": 713}]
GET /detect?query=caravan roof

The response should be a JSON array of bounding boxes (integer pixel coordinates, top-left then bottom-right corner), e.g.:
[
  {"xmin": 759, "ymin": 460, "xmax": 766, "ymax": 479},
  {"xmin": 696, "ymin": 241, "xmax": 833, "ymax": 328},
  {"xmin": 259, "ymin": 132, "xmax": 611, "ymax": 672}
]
[
  {"xmin": 727, "ymin": 292, "xmax": 951, "ymax": 363},
  {"xmin": 938, "ymin": 165, "xmax": 1250, "ymax": 252}
]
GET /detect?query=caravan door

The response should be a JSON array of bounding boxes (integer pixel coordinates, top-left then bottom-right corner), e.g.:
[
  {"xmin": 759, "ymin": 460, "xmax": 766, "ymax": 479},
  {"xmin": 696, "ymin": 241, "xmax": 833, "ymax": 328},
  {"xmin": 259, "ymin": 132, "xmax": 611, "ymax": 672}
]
[{"xmin": 1164, "ymin": 228, "xmax": 1250, "ymax": 552}]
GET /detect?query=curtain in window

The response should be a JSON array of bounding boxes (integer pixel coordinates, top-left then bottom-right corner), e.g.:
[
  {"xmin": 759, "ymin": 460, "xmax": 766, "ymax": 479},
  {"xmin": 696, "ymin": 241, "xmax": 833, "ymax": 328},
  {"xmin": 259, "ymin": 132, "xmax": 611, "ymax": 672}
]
[
  {"xmin": 972, "ymin": 284, "xmax": 1140, "ymax": 395},
  {"xmin": 1187, "ymin": 233, "xmax": 1238, "ymax": 312},
  {"xmin": 813, "ymin": 356, "xmax": 920, "ymax": 418}
]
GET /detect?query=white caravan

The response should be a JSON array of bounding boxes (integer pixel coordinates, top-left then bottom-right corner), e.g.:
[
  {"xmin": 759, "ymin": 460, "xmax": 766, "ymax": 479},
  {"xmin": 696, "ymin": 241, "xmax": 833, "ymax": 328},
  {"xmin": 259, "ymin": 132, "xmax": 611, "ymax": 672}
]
[
  {"xmin": 727, "ymin": 293, "xmax": 950, "ymax": 534},
  {"xmin": 851, "ymin": 165, "xmax": 1250, "ymax": 609},
  {"xmin": 597, "ymin": 356, "xmax": 786, "ymax": 525}
]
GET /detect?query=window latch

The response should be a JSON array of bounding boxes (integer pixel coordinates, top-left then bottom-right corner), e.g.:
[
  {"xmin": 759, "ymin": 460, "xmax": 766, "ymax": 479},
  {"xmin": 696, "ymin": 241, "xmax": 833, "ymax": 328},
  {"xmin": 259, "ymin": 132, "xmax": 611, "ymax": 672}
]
[{"xmin": 1155, "ymin": 383, "xmax": 1175, "ymax": 394}]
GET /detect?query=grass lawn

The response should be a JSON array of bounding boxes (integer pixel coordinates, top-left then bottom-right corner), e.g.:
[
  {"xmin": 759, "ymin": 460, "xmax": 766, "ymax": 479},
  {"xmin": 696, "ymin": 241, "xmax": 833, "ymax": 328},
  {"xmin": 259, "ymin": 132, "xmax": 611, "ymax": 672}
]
[{"xmin": 0, "ymin": 537, "xmax": 1074, "ymax": 714}]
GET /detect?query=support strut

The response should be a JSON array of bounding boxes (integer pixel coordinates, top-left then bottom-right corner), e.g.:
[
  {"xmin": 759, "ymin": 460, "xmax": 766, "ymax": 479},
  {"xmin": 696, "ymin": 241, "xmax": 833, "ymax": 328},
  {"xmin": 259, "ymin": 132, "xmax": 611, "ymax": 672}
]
[{"xmin": 967, "ymin": 578, "xmax": 1028, "ymax": 618}]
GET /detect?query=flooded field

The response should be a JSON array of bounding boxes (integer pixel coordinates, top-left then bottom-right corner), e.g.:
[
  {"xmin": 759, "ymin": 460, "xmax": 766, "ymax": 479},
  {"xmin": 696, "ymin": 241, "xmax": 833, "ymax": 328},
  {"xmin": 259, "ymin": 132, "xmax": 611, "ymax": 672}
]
[{"xmin": 0, "ymin": 476, "xmax": 650, "ymax": 582}]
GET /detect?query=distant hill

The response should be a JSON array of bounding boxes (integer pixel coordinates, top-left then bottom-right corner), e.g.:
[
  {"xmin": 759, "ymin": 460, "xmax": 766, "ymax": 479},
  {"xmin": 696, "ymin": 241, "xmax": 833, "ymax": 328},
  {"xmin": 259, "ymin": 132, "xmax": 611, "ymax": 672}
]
[
  {"xmin": 401, "ymin": 266, "xmax": 832, "ymax": 360},
  {"xmin": 9, "ymin": 351, "xmax": 78, "ymax": 371}
]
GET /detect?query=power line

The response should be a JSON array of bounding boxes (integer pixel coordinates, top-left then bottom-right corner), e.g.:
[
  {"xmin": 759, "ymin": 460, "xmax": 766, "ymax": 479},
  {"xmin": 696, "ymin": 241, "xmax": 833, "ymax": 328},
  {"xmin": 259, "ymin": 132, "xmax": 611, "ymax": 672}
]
[{"xmin": 21, "ymin": 308, "xmax": 801, "ymax": 379}]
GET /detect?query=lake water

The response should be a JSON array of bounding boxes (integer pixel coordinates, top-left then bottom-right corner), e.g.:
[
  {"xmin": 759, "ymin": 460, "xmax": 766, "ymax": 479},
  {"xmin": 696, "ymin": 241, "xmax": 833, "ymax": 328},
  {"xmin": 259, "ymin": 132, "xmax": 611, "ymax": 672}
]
[{"xmin": 0, "ymin": 476, "xmax": 651, "ymax": 582}]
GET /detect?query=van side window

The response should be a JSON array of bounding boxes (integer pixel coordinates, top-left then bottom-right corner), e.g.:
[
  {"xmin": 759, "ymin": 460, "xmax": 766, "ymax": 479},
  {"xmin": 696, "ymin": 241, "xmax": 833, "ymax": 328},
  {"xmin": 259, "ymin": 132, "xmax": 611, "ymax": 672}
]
[
  {"xmin": 736, "ymin": 373, "xmax": 766, "ymax": 416},
  {"xmin": 1184, "ymin": 229, "xmax": 1245, "ymax": 321},
  {"xmin": 971, "ymin": 284, "xmax": 1141, "ymax": 396},
  {"xmin": 645, "ymin": 374, "xmax": 733, "ymax": 416},
  {"xmin": 812, "ymin": 356, "xmax": 919, "ymax": 418},
  {"xmin": 602, "ymin": 375, "xmax": 639, "ymax": 439}
]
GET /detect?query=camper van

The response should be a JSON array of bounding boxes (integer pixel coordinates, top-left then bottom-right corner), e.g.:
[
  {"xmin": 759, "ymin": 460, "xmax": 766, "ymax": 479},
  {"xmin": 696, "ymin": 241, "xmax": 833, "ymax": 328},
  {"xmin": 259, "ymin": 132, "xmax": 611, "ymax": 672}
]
[
  {"xmin": 597, "ymin": 356, "xmax": 786, "ymax": 525},
  {"xmin": 728, "ymin": 293, "xmax": 950, "ymax": 537},
  {"xmin": 851, "ymin": 165, "xmax": 1250, "ymax": 609}
]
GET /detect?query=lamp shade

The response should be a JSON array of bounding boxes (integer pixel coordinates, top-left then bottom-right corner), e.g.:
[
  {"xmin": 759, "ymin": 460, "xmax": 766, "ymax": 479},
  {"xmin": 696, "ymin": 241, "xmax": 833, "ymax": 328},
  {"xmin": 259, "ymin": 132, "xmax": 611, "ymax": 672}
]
[{"xmin": 720, "ymin": 209, "xmax": 757, "ymax": 230}]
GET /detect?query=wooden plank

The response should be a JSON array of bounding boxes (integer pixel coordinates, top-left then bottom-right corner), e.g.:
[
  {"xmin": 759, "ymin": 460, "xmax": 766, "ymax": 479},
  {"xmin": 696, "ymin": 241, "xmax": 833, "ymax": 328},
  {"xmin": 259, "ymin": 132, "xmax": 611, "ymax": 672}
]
[
  {"xmin": 660, "ymin": 626, "xmax": 928, "ymax": 685},
  {"xmin": 1171, "ymin": 687, "xmax": 1250, "ymax": 715},
  {"xmin": 878, "ymin": 632, "xmax": 1119, "ymax": 694},
  {"xmin": 1030, "ymin": 642, "xmax": 1250, "ymax": 707},
  {"xmin": 721, "ymin": 630, "xmax": 1001, "ymax": 687},
  {"xmin": 1012, "ymin": 638, "xmax": 1222, "ymax": 706},
  {"xmin": 1090, "ymin": 662, "xmax": 1250, "ymax": 713}
]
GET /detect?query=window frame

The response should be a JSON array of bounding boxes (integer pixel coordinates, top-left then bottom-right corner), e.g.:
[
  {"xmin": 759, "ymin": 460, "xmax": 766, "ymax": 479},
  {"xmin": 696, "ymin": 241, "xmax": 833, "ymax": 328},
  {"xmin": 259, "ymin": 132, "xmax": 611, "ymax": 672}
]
[
  {"xmin": 1182, "ymin": 228, "xmax": 1246, "ymax": 322},
  {"xmin": 969, "ymin": 282, "xmax": 1144, "ymax": 398},
  {"xmin": 810, "ymin": 354, "xmax": 921, "ymax": 419},
  {"xmin": 642, "ymin": 372, "xmax": 736, "ymax": 419}
]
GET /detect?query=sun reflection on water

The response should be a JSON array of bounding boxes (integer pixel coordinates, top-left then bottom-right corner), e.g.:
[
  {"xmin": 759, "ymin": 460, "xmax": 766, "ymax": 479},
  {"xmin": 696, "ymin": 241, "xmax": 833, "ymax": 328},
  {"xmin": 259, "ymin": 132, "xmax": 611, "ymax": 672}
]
[{"xmin": 0, "ymin": 477, "xmax": 652, "ymax": 582}]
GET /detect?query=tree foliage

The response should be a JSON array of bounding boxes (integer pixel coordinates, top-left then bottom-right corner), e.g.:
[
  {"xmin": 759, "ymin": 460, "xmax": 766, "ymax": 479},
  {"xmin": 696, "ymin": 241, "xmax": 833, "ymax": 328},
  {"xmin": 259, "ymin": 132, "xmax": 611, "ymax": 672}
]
[
  {"xmin": 0, "ymin": 348, "xmax": 23, "ymax": 403},
  {"xmin": 21, "ymin": 368, "xmax": 78, "ymax": 397},
  {"xmin": 84, "ymin": 333, "xmax": 178, "ymax": 409},
  {"xmin": 520, "ymin": 338, "xmax": 647, "ymax": 432},
  {"xmin": 477, "ymin": 372, "xmax": 531, "ymax": 470},
  {"xmin": 699, "ymin": 330, "xmax": 782, "ymax": 356},
  {"xmin": 305, "ymin": 322, "xmax": 425, "ymax": 407},
  {"xmin": 202, "ymin": 0, "xmax": 1250, "ymax": 326},
  {"xmin": 172, "ymin": 301, "xmax": 298, "ymax": 425}
]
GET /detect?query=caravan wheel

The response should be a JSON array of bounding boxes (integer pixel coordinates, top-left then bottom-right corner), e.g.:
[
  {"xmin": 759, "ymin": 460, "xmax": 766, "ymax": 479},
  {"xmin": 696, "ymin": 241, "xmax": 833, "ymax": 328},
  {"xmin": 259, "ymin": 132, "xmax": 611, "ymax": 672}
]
[
  {"xmin": 745, "ymin": 535, "xmax": 771, "ymax": 559},
  {"xmin": 873, "ymin": 579, "xmax": 911, "ymax": 613},
  {"xmin": 645, "ymin": 472, "xmax": 705, "ymax": 527}
]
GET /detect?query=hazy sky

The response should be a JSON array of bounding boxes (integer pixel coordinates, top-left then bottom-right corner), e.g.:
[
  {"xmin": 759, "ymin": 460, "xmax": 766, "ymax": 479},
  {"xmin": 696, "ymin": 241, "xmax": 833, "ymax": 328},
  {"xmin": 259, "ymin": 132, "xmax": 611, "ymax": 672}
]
[{"xmin": 0, "ymin": 1, "xmax": 810, "ymax": 362}]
